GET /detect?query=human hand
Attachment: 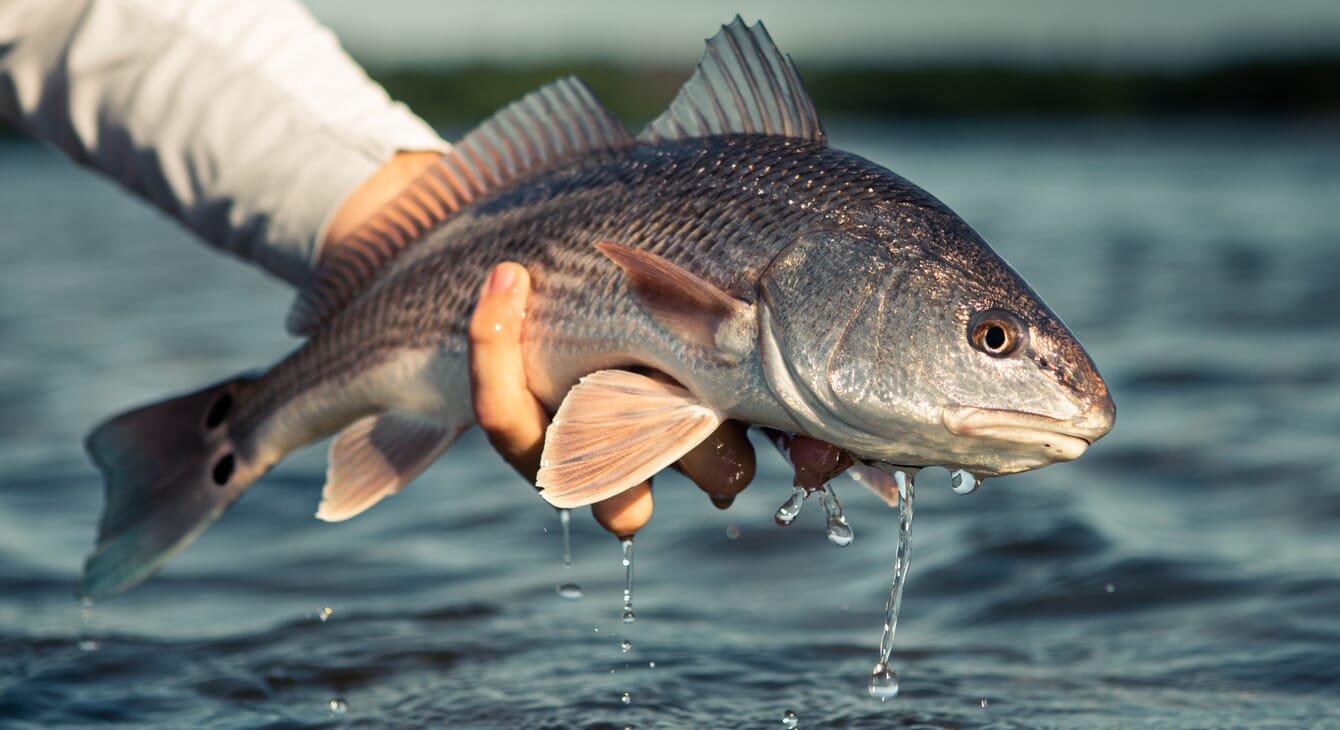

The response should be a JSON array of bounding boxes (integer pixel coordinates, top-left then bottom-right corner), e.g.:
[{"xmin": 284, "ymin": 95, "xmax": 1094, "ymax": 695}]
[{"xmin": 467, "ymin": 262, "xmax": 757, "ymax": 538}]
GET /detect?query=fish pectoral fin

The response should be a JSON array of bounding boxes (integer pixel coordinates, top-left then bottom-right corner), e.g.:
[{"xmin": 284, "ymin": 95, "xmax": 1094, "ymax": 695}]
[
  {"xmin": 316, "ymin": 412, "xmax": 464, "ymax": 522},
  {"xmin": 537, "ymin": 369, "xmax": 726, "ymax": 509},
  {"xmin": 596, "ymin": 240, "xmax": 755, "ymax": 362}
]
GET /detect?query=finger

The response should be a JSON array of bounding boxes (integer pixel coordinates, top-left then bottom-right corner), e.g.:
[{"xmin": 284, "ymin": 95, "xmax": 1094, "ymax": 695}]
[
  {"xmin": 591, "ymin": 482, "xmax": 654, "ymax": 538},
  {"xmin": 677, "ymin": 421, "xmax": 756, "ymax": 509},
  {"xmin": 789, "ymin": 435, "xmax": 853, "ymax": 489},
  {"xmin": 468, "ymin": 262, "xmax": 550, "ymax": 481}
]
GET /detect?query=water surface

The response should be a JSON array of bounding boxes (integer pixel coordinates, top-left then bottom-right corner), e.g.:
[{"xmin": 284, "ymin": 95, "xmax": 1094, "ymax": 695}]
[{"xmin": 2, "ymin": 120, "xmax": 1338, "ymax": 728}]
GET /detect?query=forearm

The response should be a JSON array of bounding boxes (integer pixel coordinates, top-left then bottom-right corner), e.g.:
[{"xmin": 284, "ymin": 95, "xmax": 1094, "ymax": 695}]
[{"xmin": 0, "ymin": 0, "xmax": 446, "ymax": 284}]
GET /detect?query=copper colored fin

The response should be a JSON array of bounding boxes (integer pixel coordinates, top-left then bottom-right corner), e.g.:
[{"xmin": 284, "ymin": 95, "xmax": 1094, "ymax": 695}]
[
  {"xmin": 639, "ymin": 17, "xmax": 824, "ymax": 144},
  {"xmin": 315, "ymin": 413, "xmax": 463, "ymax": 522},
  {"xmin": 288, "ymin": 76, "xmax": 634, "ymax": 335},
  {"xmin": 537, "ymin": 370, "xmax": 725, "ymax": 509},
  {"xmin": 596, "ymin": 241, "xmax": 753, "ymax": 359}
]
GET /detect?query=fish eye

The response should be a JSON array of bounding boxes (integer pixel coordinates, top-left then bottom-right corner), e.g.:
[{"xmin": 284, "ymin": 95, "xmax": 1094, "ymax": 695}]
[{"xmin": 968, "ymin": 309, "xmax": 1025, "ymax": 358}]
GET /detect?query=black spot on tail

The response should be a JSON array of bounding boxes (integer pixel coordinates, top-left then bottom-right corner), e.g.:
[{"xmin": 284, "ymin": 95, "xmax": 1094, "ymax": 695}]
[
  {"xmin": 206, "ymin": 393, "xmax": 232, "ymax": 428},
  {"xmin": 212, "ymin": 453, "xmax": 235, "ymax": 485}
]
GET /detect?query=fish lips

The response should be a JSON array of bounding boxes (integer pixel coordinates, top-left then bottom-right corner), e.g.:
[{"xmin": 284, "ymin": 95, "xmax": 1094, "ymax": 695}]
[{"xmin": 940, "ymin": 405, "xmax": 1112, "ymax": 469}]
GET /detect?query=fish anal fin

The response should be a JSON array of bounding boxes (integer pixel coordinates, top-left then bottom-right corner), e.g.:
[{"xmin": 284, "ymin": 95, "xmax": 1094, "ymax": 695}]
[
  {"xmin": 537, "ymin": 370, "xmax": 725, "ymax": 509},
  {"xmin": 315, "ymin": 413, "xmax": 464, "ymax": 522},
  {"xmin": 288, "ymin": 76, "xmax": 634, "ymax": 335},
  {"xmin": 639, "ymin": 17, "xmax": 824, "ymax": 144},
  {"xmin": 596, "ymin": 241, "xmax": 755, "ymax": 362}
]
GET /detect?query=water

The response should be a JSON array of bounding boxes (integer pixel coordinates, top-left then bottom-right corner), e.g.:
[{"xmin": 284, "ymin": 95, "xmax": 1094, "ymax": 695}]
[
  {"xmin": 3, "ymin": 119, "xmax": 1340, "ymax": 727},
  {"xmin": 619, "ymin": 538, "xmax": 635, "ymax": 624},
  {"xmin": 869, "ymin": 470, "xmax": 915, "ymax": 701},
  {"xmin": 555, "ymin": 508, "xmax": 583, "ymax": 600}
]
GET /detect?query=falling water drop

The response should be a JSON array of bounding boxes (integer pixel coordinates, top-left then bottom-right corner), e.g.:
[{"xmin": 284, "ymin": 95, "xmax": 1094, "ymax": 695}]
[
  {"xmin": 559, "ymin": 508, "xmax": 573, "ymax": 566},
  {"xmin": 318, "ymin": 606, "xmax": 333, "ymax": 622},
  {"xmin": 620, "ymin": 639, "xmax": 632, "ymax": 654},
  {"xmin": 950, "ymin": 469, "xmax": 980, "ymax": 495},
  {"xmin": 781, "ymin": 709, "xmax": 800, "ymax": 727},
  {"xmin": 620, "ymin": 537, "xmax": 636, "ymax": 624},
  {"xmin": 327, "ymin": 697, "xmax": 348, "ymax": 716},
  {"xmin": 818, "ymin": 485, "xmax": 853, "ymax": 546},
  {"xmin": 774, "ymin": 486, "xmax": 806, "ymax": 526},
  {"xmin": 555, "ymin": 509, "xmax": 583, "ymax": 600},
  {"xmin": 78, "ymin": 600, "xmax": 99, "ymax": 652},
  {"xmin": 869, "ymin": 469, "xmax": 915, "ymax": 701},
  {"xmin": 620, "ymin": 691, "xmax": 632, "ymax": 705},
  {"xmin": 868, "ymin": 663, "xmax": 900, "ymax": 700}
]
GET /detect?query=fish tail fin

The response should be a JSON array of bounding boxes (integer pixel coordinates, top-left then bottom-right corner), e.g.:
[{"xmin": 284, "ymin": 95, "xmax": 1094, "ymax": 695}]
[{"xmin": 80, "ymin": 376, "xmax": 260, "ymax": 600}]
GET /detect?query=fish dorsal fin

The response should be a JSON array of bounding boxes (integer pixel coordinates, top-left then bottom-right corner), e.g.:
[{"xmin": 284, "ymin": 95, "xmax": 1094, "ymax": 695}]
[
  {"xmin": 638, "ymin": 17, "xmax": 824, "ymax": 145},
  {"xmin": 287, "ymin": 76, "xmax": 634, "ymax": 335}
]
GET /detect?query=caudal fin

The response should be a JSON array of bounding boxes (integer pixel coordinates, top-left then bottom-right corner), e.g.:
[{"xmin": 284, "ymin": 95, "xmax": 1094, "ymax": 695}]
[{"xmin": 81, "ymin": 376, "xmax": 258, "ymax": 600}]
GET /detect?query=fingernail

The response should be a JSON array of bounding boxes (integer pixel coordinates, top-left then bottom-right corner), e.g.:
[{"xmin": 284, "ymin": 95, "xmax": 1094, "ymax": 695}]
[{"xmin": 487, "ymin": 264, "xmax": 517, "ymax": 294}]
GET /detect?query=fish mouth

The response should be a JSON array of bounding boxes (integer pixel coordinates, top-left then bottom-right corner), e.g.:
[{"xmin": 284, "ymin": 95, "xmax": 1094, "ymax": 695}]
[{"xmin": 941, "ymin": 405, "xmax": 1111, "ymax": 464}]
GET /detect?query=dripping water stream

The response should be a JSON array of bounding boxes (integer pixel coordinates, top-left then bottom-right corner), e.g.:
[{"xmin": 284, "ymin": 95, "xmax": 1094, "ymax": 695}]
[
  {"xmin": 869, "ymin": 469, "xmax": 915, "ymax": 700},
  {"xmin": 555, "ymin": 509, "xmax": 583, "ymax": 600}
]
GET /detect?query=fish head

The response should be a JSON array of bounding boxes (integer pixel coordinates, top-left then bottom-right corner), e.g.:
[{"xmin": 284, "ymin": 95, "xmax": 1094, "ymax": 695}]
[{"xmin": 757, "ymin": 212, "xmax": 1114, "ymax": 478}]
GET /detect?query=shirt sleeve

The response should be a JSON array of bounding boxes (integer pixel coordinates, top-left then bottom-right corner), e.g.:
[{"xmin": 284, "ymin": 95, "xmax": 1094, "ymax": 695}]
[{"xmin": 0, "ymin": 0, "xmax": 448, "ymax": 284}]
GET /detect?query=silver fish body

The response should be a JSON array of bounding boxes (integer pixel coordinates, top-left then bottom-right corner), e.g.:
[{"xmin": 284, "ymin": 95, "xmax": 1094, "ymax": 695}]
[{"xmin": 79, "ymin": 19, "xmax": 1113, "ymax": 598}]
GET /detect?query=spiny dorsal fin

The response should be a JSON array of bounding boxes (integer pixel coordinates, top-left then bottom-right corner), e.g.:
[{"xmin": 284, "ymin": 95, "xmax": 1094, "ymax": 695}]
[
  {"xmin": 287, "ymin": 76, "xmax": 634, "ymax": 335},
  {"xmin": 639, "ymin": 17, "xmax": 824, "ymax": 145}
]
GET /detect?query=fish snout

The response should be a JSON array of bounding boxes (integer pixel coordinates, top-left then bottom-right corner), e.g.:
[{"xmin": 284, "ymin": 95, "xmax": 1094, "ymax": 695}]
[{"xmin": 941, "ymin": 404, "xmax": 1110, "ymax": 466}]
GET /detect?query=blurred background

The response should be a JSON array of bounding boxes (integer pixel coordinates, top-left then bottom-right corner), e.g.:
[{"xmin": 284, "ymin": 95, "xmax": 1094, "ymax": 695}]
[{"xmin": 2, "ymin": 1, "xmax": 1338, "ymax": 728}]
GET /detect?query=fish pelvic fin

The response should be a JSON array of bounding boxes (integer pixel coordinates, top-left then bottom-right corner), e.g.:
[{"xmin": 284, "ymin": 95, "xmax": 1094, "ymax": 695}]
[
  {"xmin": 81, "ymin": 376, "xmax": 262, "ymax": 601},
  {"xmin": 597, "ymin": 240, "xmax": 755, "ymax": 363},
  {"xmin": 537, "ymin": 370, "xmax": 725, "ymax": 509},
  {"xmin": 639, "ymin": 17, "xmax": 825, "ymax": 145},
  {"xmin": 288, "ymin": 76, "xmax": 634, "ymax": 336},
  {"xmin": 315, "ymin": 412, "xmax": 465, "ymax": 522}
]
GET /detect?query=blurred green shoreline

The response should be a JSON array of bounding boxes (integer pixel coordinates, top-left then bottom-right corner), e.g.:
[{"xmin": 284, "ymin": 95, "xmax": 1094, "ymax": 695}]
[
  {"xmin": 2, "ymin": 55, "xmax": 1336, "ymax": 138},
  {"xmin": 369, "ymin": 56, "xmax": 1340, "ymax": 126}
]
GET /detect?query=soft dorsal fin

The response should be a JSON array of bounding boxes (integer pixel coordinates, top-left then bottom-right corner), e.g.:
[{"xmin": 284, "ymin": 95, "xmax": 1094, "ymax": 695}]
[
  {"xmin": 287, "ymin": 76, "xmax": 634, "ymax": 335},
  {"xmin": 639, "ymin": 17, "xmax": 824, "ymax": 145}
]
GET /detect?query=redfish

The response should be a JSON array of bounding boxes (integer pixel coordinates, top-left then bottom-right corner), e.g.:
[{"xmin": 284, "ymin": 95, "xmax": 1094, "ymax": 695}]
[{"xmin": 81, "ymin": 18, "xmax": 1113, "ymax": 599}]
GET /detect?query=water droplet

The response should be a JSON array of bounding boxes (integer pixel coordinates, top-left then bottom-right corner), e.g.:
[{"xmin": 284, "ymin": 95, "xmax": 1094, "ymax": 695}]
[
  {"xmin": 818, "ymin": 486, "xmax": 853, "ymax": 546},
  {"xmin": 868, "ymin": 663, "xmax": 900, "ymax": 701},
  {"xmin": 558, "ymin": 508, "xmax": 573, "ymax": 566},
  {"xmin": 725, "ymin": 524, "xmax": 741, "ymax": 540},
  {"xmin": 648, "ymin": 661, "xmax": 656, "ymax": 669},
  {"xmin": 327, "ymin": 697, "xmax": 348, "ymax": 716},
  {"xmin": 620, "ymin": 691, "xmax": 631, "ymax": 705},
  {"xmin": 782, "ymin": 708, "xmax": 800, "ymax": 727},
  {"xmin": 620, "ymin": 537, "xmax": 636, "ymax": 624},
  {"xmin": 774, "ymin": 486, "xmax": 806, "ymax": 526},
  {"xmin": 319, "ymin": 606, "xmax": 333, "ymax": 622},
  {"xmin": 620, "ymin": 639, "xmax": 632, "ymax": 653},
  {"xmin": 980, "ymin": 698, "xmax": 989, "ymax": 709},
  {"xmin": 950, "ymin": 469, "xmax": 980, "ymax": 495},
  {"xmin": 77, "ymin": 638, "xmax": 99, "ymax": 652},
  {"xmin": 1105, "ymin": 583, "xmax": 1116, "ymax": 594},
  {"xmin": 555, "ymin": 509, "xmax": 582, "ymax": 600}
]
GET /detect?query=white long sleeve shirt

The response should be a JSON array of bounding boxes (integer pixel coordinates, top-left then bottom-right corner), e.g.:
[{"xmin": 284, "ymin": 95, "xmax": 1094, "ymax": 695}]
[{"xmin": 0, "ymin": 0, "xmax": 447, "ymax": 284}]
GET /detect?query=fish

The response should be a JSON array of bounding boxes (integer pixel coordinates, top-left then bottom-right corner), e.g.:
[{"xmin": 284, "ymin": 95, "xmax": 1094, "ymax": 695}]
[{"xmin": 79, "ymin": 17, "xmax": 1115, "ymax": 599}]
